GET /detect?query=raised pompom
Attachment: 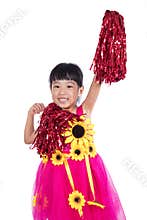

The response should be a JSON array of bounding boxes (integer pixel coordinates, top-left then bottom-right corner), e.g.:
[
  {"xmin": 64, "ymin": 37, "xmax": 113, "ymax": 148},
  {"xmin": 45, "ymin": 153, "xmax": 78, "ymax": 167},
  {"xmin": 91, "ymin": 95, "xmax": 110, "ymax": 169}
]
[{"xmin": 90, "ymin": 10, "xmax": 127, "ymax": 84}]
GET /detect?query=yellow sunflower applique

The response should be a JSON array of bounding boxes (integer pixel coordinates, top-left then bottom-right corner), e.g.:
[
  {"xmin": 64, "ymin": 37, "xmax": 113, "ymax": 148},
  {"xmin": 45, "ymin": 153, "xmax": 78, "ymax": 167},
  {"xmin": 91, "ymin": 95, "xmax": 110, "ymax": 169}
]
[
  {"xmin": 41, "ymin": 154, "xmax": 49, "ymax": 164},
  {"xmin": 62, "ymin": 116, "xmax": 95, "ymax": 149},
  {"xmin": 51, "ymin": 150, "xmax": 67, "ymax": 166},
  {"xmin": 68, "ymin": 190, "xmax": 86, "ymax": 217},
  {"xmin": 32, "ymin": 194, "xmax": 37, "ymax": 207},
  {"xmin": 86, "ymin": 142, "xmax": 97, "ymax": 158},
  {"xmin": 32, "ymin": 193, "xmax": 48, "ymax": 210},
  {"xmin": 70, "ymin": 144, "xmax": 85, "ymax": 161}
]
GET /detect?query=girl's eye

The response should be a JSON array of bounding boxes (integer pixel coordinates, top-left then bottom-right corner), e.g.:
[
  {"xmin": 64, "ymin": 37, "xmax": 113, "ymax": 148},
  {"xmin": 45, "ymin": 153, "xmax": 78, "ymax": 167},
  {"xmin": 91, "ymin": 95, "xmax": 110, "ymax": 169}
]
[
  {"xmin": 67, "ymin": 85, "xmax": 73, "ymax": 88},
  {"xmin": 53, "ymin": 85, "xmax": 60, "ymax": 88}
]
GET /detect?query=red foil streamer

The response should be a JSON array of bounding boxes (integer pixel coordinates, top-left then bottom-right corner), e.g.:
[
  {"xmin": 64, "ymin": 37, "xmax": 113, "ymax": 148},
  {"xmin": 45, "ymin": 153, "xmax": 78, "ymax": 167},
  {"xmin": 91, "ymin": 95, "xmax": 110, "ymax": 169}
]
[
  {"xmin": 32, "ymin": 103, "xmax": 82, "ymax": 159},
  {"xmin": 90, "ymin": 10, "xmax": 127, "ymax": 84}
]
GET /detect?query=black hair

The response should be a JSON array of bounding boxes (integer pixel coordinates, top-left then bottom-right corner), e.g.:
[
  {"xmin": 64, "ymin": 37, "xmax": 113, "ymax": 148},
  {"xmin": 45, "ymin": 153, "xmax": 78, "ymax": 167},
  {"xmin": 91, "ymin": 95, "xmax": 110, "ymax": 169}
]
[{"xmin": 49, "ymin": 63, "xmax": 83, "ymax": 87}]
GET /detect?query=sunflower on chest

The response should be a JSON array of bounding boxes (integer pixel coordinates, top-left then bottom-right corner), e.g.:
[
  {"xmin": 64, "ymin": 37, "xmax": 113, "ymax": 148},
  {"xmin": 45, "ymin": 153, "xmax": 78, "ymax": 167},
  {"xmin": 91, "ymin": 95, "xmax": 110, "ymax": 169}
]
[{"xmin": 62, "ymin": 115, "xmax": 97, "ymax": 160}]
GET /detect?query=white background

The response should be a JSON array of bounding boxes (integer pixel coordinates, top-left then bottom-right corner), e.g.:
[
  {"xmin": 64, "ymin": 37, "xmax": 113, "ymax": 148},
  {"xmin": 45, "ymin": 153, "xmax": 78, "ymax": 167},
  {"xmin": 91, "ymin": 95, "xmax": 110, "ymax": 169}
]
[{"xmin": 0, "ymin": 0, "xmax": 147, "ymax": 219}]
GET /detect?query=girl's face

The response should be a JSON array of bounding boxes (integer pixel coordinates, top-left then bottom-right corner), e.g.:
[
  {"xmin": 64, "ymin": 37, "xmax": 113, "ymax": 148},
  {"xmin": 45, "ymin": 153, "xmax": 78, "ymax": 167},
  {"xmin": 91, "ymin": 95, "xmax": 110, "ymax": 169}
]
[{"xmin": 51, "ymin": 80, "xmax": 83, "ymax": 112}]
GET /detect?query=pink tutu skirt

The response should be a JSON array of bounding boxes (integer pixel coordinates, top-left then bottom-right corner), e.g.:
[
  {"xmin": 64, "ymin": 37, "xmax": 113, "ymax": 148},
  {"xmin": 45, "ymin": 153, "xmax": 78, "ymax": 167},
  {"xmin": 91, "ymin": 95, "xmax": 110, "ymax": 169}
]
[{"xmin": 32, "ymin": 153, "xmax": 126, "ymax": 220}]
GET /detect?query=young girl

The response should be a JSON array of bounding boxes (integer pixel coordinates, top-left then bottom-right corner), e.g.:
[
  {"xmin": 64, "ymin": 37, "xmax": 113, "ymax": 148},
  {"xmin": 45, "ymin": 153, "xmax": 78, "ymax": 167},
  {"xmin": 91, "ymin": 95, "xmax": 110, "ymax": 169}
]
[{"xmin": 24, "ymin": 63, "xmax": 126, "ymax": 220}]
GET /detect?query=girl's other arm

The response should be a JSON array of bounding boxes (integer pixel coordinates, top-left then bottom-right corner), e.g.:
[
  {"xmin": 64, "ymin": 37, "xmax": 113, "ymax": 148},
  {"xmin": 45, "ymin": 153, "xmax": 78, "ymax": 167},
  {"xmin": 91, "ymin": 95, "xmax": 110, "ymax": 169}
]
[
  {"xmin": 82, "ymin": 75, "xmax": 101, "ymax": 116},
  {"xmin": 24, "ymin": 103, "xmax": 45, "ymax": 144}
]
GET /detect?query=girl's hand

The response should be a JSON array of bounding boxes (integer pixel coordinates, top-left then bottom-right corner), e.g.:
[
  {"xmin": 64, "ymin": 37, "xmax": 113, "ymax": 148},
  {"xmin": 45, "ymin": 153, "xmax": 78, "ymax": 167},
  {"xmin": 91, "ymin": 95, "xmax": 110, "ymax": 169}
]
[{"xmin": 28, "ymin": 103, "xmax": 45, "ymax": 116}]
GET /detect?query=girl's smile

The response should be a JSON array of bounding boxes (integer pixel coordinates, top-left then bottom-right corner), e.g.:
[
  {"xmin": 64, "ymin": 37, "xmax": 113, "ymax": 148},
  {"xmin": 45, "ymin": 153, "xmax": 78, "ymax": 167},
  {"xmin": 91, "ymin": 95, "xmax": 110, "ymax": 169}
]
[{"xmin": 51, "ymin": 80, "xmax": 83, "ymax": 112}]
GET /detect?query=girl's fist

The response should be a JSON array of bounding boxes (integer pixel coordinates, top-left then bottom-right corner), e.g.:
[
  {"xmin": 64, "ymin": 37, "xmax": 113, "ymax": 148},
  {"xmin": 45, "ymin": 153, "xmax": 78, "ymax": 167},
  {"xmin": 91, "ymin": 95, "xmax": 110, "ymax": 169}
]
[{"xmin": 28, "ymin": 103, "xmax": 45, "ymax": 116}]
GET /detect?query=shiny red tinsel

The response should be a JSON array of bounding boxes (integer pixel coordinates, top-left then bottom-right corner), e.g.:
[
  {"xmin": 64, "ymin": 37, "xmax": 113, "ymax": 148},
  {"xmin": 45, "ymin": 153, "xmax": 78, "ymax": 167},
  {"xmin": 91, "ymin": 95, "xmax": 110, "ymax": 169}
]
[
  {"xmin": 90, "ymin": 10, "xmax": 127, "ymax": 84},
  {"xmin": 32, "ymin": 103, "xmax": 82, "ymax": 158}
]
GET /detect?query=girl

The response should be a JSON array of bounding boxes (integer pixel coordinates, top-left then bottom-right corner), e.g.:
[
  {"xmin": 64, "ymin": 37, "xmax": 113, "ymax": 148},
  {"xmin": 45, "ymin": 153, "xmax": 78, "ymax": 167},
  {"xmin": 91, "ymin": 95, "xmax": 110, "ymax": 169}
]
[{"xmin": 24, "ymin": 63, "xmax": 126, "ymax": 220}]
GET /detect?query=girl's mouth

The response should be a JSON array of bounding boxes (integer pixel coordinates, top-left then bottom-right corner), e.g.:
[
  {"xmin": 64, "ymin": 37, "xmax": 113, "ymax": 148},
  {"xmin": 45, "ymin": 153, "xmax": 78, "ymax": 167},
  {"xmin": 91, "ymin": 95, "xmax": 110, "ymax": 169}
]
[{"xmin": 58, "ymin": 98, "xmax": 68, "ymax": 103}]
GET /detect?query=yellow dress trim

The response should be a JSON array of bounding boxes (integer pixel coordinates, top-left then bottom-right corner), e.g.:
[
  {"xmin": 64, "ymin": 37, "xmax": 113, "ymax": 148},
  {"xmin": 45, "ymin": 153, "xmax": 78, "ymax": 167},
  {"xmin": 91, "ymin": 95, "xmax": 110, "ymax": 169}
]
[
  {"xmin": 64, "ymin": 159, "xmax": 75, "ymax": 191},
  {"xmin": 87, "ymin": 201, "xmax": 105, "ymax": 209},
  {"xmin": 85, "ymin": 154, "xmax": 104, "ymax": 209},
  {"xmin": 85, "ymin": 154, "xmax": 95, "ymax": 200}
]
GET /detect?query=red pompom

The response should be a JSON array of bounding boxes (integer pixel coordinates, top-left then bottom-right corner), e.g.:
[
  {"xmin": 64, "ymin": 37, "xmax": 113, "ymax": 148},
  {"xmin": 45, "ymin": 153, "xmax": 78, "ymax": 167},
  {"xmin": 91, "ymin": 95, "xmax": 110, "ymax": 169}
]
[
  {"xmin": 32, "ymin": 103, "xmax": 82, "ymax": 159},
  {"xmin": 90, "ymin": 10, "xmax": 127, "ymax": 84}
]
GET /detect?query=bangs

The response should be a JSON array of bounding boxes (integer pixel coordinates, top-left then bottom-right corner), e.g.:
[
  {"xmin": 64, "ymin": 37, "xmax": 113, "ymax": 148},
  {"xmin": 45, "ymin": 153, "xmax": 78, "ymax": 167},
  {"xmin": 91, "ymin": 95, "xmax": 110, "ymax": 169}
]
[
  {"xmin": 49, "ymin": 63, "xmax": 83, "ymax": 87},
  {"xmin": 51, "ymin": 71, "xmax": 74, "ymax": 82}
]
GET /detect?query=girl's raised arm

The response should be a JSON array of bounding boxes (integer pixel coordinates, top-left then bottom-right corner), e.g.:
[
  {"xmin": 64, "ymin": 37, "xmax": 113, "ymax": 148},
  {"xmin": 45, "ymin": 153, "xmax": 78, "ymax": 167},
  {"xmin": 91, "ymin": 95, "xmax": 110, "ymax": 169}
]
[{"xmin": 82, "ymin": 75, "xmax": 101, "ymax": 116}]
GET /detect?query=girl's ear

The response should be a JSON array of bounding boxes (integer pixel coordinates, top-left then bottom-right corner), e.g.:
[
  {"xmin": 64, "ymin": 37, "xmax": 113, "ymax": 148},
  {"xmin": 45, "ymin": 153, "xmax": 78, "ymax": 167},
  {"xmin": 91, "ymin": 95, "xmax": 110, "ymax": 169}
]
[{"xmin": 78, "ymin": 86, "xmax": 84, "ymax": 96}]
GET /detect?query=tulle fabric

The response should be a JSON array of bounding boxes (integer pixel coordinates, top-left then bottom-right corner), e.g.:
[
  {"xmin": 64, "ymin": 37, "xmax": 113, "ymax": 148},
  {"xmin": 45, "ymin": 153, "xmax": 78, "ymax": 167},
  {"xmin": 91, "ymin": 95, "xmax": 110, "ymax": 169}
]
[
  {"xmin": 32, "ymin": 154, "xmax": 126, "ymax": 220},
  {"xmin": 32, "ymin": 105, "xmax": 126, "ymax": 219}
]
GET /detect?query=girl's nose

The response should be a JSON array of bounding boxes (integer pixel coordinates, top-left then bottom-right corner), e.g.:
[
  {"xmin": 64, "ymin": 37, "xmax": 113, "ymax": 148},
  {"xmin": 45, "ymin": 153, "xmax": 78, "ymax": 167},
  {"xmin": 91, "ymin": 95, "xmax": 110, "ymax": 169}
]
[{"xmin": 59, "ymin": 88, "xmax": 66, "ymax": 95}]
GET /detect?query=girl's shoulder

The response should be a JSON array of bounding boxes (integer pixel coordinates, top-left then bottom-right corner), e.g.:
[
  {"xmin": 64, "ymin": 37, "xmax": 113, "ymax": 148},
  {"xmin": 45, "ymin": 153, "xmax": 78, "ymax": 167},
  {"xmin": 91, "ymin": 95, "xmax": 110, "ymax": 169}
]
[
  {"xmin": 76, "ymin": 105, "xmax": 83, "ymax": 116},
  {"xmin": 76, "ymin": 104, "xmax": 91, "ymax": 118}
]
